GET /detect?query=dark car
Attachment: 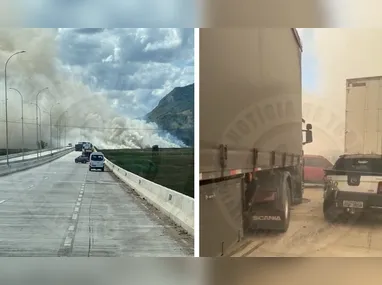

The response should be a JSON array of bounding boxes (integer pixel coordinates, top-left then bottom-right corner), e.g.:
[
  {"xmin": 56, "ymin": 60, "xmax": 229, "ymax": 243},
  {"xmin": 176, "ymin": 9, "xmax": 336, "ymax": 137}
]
[{"xmin": 75, "ymin": 155, "xmax": 89, "ymax": 163}]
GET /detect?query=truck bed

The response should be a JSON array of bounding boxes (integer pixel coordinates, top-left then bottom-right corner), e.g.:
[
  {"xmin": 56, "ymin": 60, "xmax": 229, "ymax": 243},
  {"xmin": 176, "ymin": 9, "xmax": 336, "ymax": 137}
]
[{"xmin": 200, "ymin": 28, "xmax": 303, "ymax": 179}]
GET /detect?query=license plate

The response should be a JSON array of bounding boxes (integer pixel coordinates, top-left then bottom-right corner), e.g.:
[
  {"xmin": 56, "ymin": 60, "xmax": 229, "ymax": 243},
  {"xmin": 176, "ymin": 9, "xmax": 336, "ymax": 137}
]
[{"xmin": 343, "ymin": 200, "xmax": 364, "ymax": 208}]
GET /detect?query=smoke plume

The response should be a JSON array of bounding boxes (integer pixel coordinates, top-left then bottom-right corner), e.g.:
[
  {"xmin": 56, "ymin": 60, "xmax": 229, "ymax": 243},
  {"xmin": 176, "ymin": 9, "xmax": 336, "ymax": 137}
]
[{"xmin": 0, "ymin": 28, "xmax": 185, "ymax": 149}]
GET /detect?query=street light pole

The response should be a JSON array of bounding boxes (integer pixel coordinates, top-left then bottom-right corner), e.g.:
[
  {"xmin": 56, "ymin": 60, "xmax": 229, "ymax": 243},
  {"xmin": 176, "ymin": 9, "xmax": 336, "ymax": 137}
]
[
  {"xmin": 28, "ymin": 102, "xmax": 42, "ymax": 158},
  {"xmin": 4, "ymin": 50, "xmax": 26, "ymax": 165},
  {"xmin": 35, "ymin": 87, "xmax": 48, "ymax": 157},
  {"xmin": 38, "ymin": 108, "xmax": 42, "ymax": 152},
  {"xmin": 64, "ymin": 111, "xmax": 68, "ymax": 147},
  {"xmin": 50, "ymin": 113, "xmax": 52, "ymax": 153},
  {"xmin": 56, "ymin": 122, "xmax": 59, "ymax": 148},
  {"xmin": 9, "ymin": 88, "xmax": 24, "ymax": 160},
  {"xmin": 42, "ymin": 109, "xmax": 50, "ymax": 153},
  {"xmin": 49, "ymin": 103, "xmax": 60, "ymax": 155}
]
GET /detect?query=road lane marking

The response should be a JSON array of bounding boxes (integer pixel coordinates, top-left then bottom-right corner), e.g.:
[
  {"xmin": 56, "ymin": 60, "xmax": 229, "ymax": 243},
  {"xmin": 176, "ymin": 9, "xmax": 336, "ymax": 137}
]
[
  {"xmin": 59, "ymin": 181, "xmax": 86, "ymax": 255},
  {"xmin": 0, "ymin": 200, "xmax": 5, "ymax": 204},
  {"xmin": 182, "ymin": 239, "xmax": 189, "ymax": 245}
]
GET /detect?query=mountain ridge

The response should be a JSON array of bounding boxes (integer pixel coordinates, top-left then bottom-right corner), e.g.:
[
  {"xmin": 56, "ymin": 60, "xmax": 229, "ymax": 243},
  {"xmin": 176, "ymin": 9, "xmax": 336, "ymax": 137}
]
[{"xmin": 145, "ymin": 83, "xmax": 194, "ymax": 146}]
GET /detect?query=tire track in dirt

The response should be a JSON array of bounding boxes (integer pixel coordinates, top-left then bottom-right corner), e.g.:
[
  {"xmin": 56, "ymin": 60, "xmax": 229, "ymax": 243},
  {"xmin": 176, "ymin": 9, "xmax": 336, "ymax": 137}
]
[{"xmin": 240, "ymin": 188, "xmax": 367, "ymax": 256}]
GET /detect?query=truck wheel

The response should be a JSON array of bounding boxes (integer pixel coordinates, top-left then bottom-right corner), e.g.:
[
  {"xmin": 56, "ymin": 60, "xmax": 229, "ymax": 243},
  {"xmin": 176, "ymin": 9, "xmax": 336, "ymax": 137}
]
[
  {"xmin": 101, "ymin": 167, "xmax": 104, "ymax": 172},
  {"xmin": 279, "ymin": 175, "xmax": 291, "ymax": 232},
  {"xmin": 267, "ymin": 171, "xmax": 291, "ymax": 232},
  {"xmin": 323, "ymin": 198, "xmax": 340, "ymax": 223},
  {"xmin": 292, "ymin": 180, "xmax": 304, "ymax": 205}
]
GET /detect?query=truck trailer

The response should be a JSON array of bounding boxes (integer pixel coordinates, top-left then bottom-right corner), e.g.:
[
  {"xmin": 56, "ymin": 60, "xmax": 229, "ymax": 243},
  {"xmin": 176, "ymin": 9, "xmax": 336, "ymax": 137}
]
[
  {"xmin": 75, "ymin": 142, "xmax": 85, "ymax": 151},
  {"xmin": 344, "ymin": 76, "xmax": 382, "ymax": 155},
  {"xmin": 199, "ymin": 28, "xmax": 313, "ymax": 257}
]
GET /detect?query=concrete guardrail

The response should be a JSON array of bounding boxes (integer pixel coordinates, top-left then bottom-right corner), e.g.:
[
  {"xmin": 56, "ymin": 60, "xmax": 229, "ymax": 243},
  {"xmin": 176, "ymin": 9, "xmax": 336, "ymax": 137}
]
[
  {"xmin": 0, "ymin": 147, "xmax": 70, "ymax": 166},
  {"xmin": 95, "ymin": 147, "xmax": 194, "ymax": 236},
  {"xmin": 0, "ymin": 148, "xmax": 74, "ymax": 176},
  {"xmin": 0, "ymin": 146, "xmax": 70, "ymax": 161}
]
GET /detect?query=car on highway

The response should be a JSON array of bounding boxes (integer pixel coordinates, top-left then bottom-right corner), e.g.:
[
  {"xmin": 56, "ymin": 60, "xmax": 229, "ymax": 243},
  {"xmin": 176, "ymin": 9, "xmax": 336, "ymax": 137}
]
[
  {"xmin": 75, "ymin": 155, "xmax": 89, "ymax": 163},
  {"xmin": 323, "ymin": 154, "xmax": 382, "ymax": 222},
  {"xmin": 89, "ymin": 152, "xmax": 105, "ymax": 172},
  {"xmin": 303, "ymin": 154, "xmax": 333, "ymax": 184}
]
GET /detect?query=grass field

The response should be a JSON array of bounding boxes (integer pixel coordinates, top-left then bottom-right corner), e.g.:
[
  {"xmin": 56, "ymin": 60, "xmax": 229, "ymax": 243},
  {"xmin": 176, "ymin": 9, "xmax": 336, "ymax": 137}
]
[{"xmin": 98, "ymin": 148, "xmax": 194, "ymax": 198}]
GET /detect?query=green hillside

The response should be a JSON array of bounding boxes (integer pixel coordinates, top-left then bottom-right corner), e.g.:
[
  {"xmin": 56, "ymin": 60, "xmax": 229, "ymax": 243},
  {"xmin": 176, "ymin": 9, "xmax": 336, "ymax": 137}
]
[{"xmin": 146, "ymin": 84, "xmax": 194, "ymax": 146}]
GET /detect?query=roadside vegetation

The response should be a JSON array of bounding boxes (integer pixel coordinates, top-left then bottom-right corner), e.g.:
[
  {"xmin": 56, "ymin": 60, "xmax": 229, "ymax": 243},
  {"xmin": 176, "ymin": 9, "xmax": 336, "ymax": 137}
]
[{"xmin": 99, "ymin": 147, "xmax": 194, "ymax": 198}]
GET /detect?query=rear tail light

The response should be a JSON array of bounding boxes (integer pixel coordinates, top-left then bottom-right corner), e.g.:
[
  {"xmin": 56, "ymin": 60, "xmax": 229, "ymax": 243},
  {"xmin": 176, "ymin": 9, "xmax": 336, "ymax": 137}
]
[{"xmin": 377, "ymin": 182, "xmax": 382, "ymax": 194}]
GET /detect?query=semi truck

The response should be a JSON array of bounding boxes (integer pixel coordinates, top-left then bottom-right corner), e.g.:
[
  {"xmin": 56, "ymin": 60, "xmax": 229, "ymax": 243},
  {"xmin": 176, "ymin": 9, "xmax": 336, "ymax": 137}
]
[
  {"xmin": 82, "ymin": 142, "xmax": 93, "ymax": 158},
  {"xmin": 199, "ymin": 28, "xmax": 313, "ymax": 257},
  {"xmin": 75, "ymin": 142, "xmax": 83, "ymax": 151}
]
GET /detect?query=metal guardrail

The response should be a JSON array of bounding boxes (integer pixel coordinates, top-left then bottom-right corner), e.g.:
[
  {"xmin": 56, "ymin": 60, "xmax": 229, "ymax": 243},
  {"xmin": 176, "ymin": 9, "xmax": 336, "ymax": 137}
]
[{"xmin": 0, "ymin": 148, "xmax": 74, "ymax": 176}]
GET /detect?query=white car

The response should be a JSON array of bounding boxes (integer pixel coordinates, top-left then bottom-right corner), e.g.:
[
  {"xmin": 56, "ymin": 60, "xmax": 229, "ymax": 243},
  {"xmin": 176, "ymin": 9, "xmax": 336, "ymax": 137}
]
[
  {"xmin": 89, "ymin": 152, "xmax": 105, "ymax": 172},
  {"xmin": 323, "ymin": 154, "xmax": 382, "ymax": 222}
]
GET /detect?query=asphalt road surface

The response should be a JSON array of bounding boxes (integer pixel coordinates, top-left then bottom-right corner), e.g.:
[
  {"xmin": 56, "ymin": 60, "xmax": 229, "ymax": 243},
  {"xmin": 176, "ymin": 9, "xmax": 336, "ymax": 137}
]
[
  {"xmin": 230, "ymin": 186, "xmax": 382, "ymax": 257},
  {"xmin": 0, "ymin": 151, "xmax": 193, "ymax": 257}
]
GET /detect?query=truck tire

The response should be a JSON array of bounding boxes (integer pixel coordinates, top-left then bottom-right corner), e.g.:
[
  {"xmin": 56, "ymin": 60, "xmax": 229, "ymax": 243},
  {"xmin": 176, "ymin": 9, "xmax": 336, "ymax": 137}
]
[
  {"xmin": 323, "ymin": 197, "xmax": 340, "ymax": 223},
  {"xmin": 278, "ymin": 172, "xmax": 291, "ymax": 232},
  {"xmin": 101, "ymin": 167, "xmax": 104, "ymax": 172},
  {"xmin": 292, "ymin": 180, "xmax": 304, "ymax": 205}
]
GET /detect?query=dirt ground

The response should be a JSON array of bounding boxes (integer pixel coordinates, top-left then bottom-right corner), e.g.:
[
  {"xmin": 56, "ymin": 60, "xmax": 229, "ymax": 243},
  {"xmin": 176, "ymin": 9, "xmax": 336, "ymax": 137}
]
[{"xmin": 229, "ymin": 186, "xmax": 382, "ymax": 257}]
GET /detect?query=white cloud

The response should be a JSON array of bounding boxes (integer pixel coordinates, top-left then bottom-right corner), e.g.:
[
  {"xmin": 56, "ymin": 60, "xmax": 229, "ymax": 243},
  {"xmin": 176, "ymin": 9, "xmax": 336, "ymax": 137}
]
[{"xmin": 56, "ymin": 28, "xmax": 194, "ymax": 117}]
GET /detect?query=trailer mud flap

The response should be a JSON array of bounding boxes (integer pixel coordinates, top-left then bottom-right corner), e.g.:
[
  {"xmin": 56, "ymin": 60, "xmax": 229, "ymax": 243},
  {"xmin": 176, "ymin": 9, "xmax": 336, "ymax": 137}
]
[
  {"xmin": 200, "ymin": 177, "xmax": 244, "ymax": 257},
  {"xmin": 250, "ymin": 171, "xmax": 291, "ymax": 231},
  {"xmin": 252, "ymin": 215, "xmax": 282, "ymax": 221}
]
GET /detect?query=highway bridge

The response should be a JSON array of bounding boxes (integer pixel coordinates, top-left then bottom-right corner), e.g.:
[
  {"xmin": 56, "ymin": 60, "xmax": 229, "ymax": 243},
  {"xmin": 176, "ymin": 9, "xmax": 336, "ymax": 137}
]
[{"xmin": 0, "ymin": 149, "xmax": 193, "ymax": 256}]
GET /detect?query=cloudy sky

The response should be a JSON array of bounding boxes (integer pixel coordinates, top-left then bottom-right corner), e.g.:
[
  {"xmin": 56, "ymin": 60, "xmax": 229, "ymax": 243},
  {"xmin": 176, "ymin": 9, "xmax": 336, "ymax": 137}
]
[
  {"xmin": 1, "ymin": 0, "xmax": 196, "ymax": 27},
  {"xmin": 56, "ymin": 28, "xmax": 194, "ymax": 118}
]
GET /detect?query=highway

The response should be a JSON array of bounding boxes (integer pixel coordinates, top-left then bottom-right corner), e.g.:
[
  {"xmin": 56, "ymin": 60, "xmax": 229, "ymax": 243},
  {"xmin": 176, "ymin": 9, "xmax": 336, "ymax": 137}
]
[
  {"xmin": 229, "ymin": 187, "xmax": 382, "ymax": 257},
  {"xmin": 0, "ymin": 151, "xmax": 193, "ymax": 257}
]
